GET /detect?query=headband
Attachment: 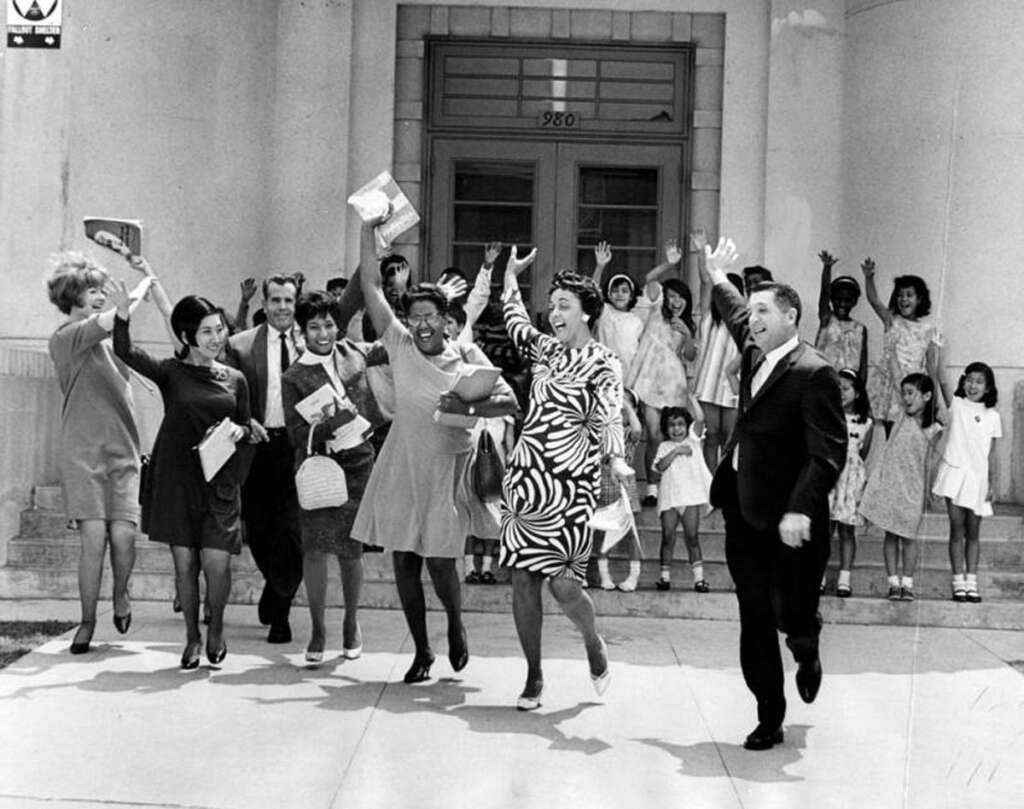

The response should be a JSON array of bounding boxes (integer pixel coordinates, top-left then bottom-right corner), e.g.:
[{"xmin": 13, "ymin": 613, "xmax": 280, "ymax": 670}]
[{"xmin": 607, "ymin": 274, "xmax": 636, "ymax": 292}]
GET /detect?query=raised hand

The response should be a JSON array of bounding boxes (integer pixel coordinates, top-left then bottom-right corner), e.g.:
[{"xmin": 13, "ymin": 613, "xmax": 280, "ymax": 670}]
[
  {"xmin": 436, "ymin": 277, "xmax": 465, "ymax": 303},
  {"xmin": 128, "ymin": 255, "xmax": 154, "ymax": 276},
  {"xmin": 860, "ymin": 258, "xmax": 876, "ymax": 277},
  {"xmin": 506, "ymin": 245, "xmax": 538, "ymax": 277},
  {"xmin": 818, "ymin": 250, "xmax": 838, "ymax": 269},
  {"xmin": 239, "ymin": 277, "xmax": 258, "ymax": 302},
  {"xmin": 704, "ymin": 236, "xmax": 739, "ymax": 275},
  {"xmin": 483, "ymin": 242, "xmax": 503, "ymax": 267},
  {"xmin": 665, "ymin": 239, "xmax": 683, "ymax": 265},
  {"xmin": 393, "ymin": 263, "xmax": 411, "ymax": 290},
  {"xmin": 105, "ymin": 279, "xmax": 133, "ymax": 317},
  {"xmin": 594, "ymin": 241, "xmax": 612, "ymax": 268},
  {"xmin": 689, "ymin": 228, "xmax": 708, "ymax": 254}
]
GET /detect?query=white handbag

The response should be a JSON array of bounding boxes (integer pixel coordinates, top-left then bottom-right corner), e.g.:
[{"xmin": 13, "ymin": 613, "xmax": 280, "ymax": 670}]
[{"xmin": 295, "ymin": 426, "xmax": 348, "ymax": 511}]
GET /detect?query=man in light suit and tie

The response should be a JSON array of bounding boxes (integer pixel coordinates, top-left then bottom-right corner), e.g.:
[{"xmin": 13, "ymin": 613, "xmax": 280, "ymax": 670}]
[
  {"xmin": 227, "ymin": 274, "xmax": 305, "ymax": 643},
  {"xmin": 704, "ymin": 238, "xmax": 847, "ymax": 751}
]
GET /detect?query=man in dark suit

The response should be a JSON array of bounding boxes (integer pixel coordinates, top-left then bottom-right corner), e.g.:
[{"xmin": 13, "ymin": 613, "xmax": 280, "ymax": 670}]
[
  {"xmin": 704, "ymin": 238, "xmax": 847, "ymax": 751},
  {"xmin": 226, "ymin": 274, "xmax": 305, "ymax": 643}
]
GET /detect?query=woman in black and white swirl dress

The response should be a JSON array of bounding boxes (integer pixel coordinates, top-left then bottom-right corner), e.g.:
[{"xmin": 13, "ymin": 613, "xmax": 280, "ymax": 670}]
[{"xmin": 499, "ymin": 246, "xmax": 634, "ymax": 710}]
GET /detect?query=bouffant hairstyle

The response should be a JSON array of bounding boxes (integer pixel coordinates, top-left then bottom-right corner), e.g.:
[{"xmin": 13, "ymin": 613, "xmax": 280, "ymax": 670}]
[
  {"xmin": 603, "ymin": 273, "xmax": 639, "ymax": 311},
  {"xmin": 171, "ymin": 296, "xmax": 224, "ymax": 348},
  {"xmin": 47, "ymin": 252, "xmax": 109, "ymax": 315},
  {"xmin": 295, "ymin": 290, "xmax": 338, "ymax": 331},
  {"xmin": 659, "ymin": 405, "xmax": 694, "ymax": 438},
  {"xmin": 954, "ymin": 361, "xmax": 998, "ymax": 408},
  {"xmin": 661, "ymin": 278, "xmax": 696, "ymax": 334},
  {"xmin": 901, "ymin": 372, "xmax": 937, "ymax": 428},
  {"xmin": 551, "ymin": 270, "xmax": 604, "ymax": 324},
  {"xmin": 837, "ymin": 367, "xmax": 871, "ymax": 424},
  {"xmin": 751, "ymin": 281, "xmax": 803, "ymax": 326},
  {"xmin": 401, "ymin": 284, "xmax": 449, "ymax": 317},
  {"xmin": 888, "ymin": 275, "xmax": 931, "ymax": 318}
]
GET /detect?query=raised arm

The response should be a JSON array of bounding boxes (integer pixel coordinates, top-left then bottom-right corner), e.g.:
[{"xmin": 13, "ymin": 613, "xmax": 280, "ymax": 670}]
[
  {"xmin": 125, "ymin": 255, "xmax": 180, "ymax": 352},
  {"xmin": 359, "ymin": 221, "xmax": 400, "ymax": 337},
  {"xmin": 643, "ymin": 239, "xmax": 683, "ymax": 301},
  {"xmin": 817, "ymin": 250, "xmax": 837, "ymax": 329},
  {"xmin": 860, "ymin": 258, "xmax": 892, "ymax": 328},
  {"xmin": 333, "ymin": 266, "xmax": 365, "ymax": 332},
  {"xmin": 703, "ymin": 237, "xmax": 748, "ymax": 351},
  {"xmin": 691, "ymin": 228, "xmax": 711, "ymax": 319},
  {"xmin": 107, "ymin": 279, "xmax": 167, "ymax": 384},
  {"xmin": 590, "ymin": 241, "xmax": 612, "ymax": 285},
  {"xmin": 463, "ymin": 242, "xmax": 501, "ymax": 335},
  {"xmin": 501, "ymin": 245, "xmax": 542, "ymax": 352},
  {"xmin": 235, "ymin": 277, "xmax": 257, "ymax": 332}
]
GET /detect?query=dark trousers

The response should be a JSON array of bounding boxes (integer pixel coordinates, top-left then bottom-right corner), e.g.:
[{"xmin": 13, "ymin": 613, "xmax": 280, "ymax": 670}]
[
  {"xmin": 242, "ymin": 430, "xmax": 302, "ymax": 624},
  {"xmin": 721, "ymin": 488, "xmax": 829, "ymax": 729}
]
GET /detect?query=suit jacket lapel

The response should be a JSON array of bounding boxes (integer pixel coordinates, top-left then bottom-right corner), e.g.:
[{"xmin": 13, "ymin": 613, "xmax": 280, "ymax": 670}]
[{"xmin": 748, "ymin": 343, "xmax": 804, "ymax": 410}]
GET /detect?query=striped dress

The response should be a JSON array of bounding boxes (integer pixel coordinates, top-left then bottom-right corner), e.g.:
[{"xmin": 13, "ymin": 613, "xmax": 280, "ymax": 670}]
[{"xmin": 499, "ymin": 291, "xmax": 624, "ymax": 581}]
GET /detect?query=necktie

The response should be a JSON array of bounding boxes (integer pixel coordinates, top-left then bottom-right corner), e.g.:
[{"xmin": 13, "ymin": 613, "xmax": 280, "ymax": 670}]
[{"xmin": 280, "ymin": 332, "xmax": 290, "ymax": 373}]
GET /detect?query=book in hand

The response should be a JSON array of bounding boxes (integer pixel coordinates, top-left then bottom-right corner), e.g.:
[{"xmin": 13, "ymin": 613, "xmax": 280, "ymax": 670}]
[
  {"xmin": 84, "ymin": 217, "xmax": 143, "ymax": 256},
  {"xmin": 448, "ymin": 364, "xmax": 502, "ymax": 403},
  {"xmin": 294, "ymin": 384, "xmax": 342, "ymax": 424},
  {"xmin": 347, "ymin": 170, "xmax": 420, "ymax": 249},
  {"xmin": 196, "ymin": 418, "xmax": 237, "ymax": 482}
]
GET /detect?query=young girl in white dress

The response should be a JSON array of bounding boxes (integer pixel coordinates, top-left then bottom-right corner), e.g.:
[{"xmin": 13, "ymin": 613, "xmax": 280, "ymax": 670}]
[
  {"xmin": 825, "ymin": 369, "xmax": 873, "ymax": 597},
  {"xmin": 653, "ymin": 394, "xmax": 713, "ymax": 592},
  {"xmin": 590, "ymin": 241, "xmax": 645, "ymax": 379},
  {"xmin": 932, "ymin": 362, "xmax": 1002, "ymax": 603}
]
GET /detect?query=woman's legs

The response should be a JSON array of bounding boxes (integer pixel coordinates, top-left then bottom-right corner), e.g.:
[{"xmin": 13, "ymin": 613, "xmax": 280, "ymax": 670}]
[
  {"xmin": 393, "ymin": 551, "xmax": 434, "ymax": 680},
  {"xmin": 303, "ymin": 551, "xmax": 329, "ymax": 654},
  {"xmin": 108, "ymin": 519, "xmax": 135, "ymax": 622},
  {"xmin": 702, "ymin": 403, "xmax": 723, "ymax": 469},
  {"xmin": 548, "ymin": 577, "xmax": 607, "ymax": 678},
  {"xmin": 425, "ymin": 557, "xmax": 467, "ymax": 670},
  {"xmin": 200, "ymin": 547, "xmax": 231, "ymax": 658},
  {"xmin": 339, "ymin": 555, "xmax": 364, "ymax": 651},
  {"xmin": 72, "ymin": 519, "xmax": 107, "ymax": 648},
  {"xmin": 170, "ymin": 546, "xmax": 202, "ymax": 653},
  {"xmin": 510, "ymin": 568, "xmax": 545, "ymax": 696}
]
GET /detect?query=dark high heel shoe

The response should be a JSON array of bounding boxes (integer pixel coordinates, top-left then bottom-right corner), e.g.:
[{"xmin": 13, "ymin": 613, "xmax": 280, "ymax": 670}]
[
  {"xmin": 113, "ymin": 611, "xmax": 132, "ymax": 635},
  {"xmin": 403, "ymin": 651, "xmax": 435, "ymax": 684},
  {"xmin": 448, "ymin": 625, "xmax": 469, "ymax": 673},
  {"xmin": 69, "ymin": 621, "xmax": 95, "ymax": 655},
  {"xmin": 206, "ymin": 640, "xmax": 227, "ymax": 666},
  {"xmin": 181, "ymin": 639, "xmax": 202, "ymax": 670}
]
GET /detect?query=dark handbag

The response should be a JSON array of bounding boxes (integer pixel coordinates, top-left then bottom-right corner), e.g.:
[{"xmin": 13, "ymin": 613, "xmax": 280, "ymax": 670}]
[{"xmin": 472, "ymin": 429, "xmax": 504, "ymax": 502}]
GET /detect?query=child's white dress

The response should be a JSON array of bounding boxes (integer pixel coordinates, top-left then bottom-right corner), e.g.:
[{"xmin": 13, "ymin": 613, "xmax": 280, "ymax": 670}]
[
  {"xmin": 654, "ymin": 426, "xmax": 713, "ymax": 511},
  {"xmin": 829, "ymin": 415, "xmax": 872, "ymax": 526},
  {"xmin": 594, "ymin": 306, "xmax": 644, "ymax": 380},
  {"xmin": 868, "ymin": 315, "xmax": 941, "ymax": 423},
  {"xmin": 932, "ymin": 397, "xmax": 1002, "ymax": 516}
]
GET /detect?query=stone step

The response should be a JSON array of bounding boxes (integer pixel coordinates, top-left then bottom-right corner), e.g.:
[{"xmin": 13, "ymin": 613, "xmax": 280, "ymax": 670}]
[
  {"xmin": 10, "ymin": 530, "xmax": 1024, "ymax": 580},
  {"xmin": 2, "ymin": 565, "xmax": 1022, "ymax": 631}
]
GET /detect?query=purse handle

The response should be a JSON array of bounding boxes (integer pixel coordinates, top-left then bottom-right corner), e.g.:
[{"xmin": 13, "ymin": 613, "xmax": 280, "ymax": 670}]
[{"xmin": 306, "ymin": 423, "xmax": 320, "ymax": 457}]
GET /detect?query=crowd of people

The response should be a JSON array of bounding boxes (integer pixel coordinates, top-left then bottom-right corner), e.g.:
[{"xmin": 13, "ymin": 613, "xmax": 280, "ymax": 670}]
[{"xmin": 45, "ymin": 211, "xmax": 1001, "ymax": 742}]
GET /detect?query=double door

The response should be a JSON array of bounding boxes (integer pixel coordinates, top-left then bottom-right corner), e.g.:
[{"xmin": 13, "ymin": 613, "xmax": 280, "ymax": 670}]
[{"xmin": 427, "ymin": 138, "xmax": 683, "ymax": 314}]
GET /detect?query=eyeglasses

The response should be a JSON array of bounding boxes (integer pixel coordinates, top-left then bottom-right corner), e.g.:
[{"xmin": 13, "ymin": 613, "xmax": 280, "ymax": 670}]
[{"xmin": 407, "ymin": 313, "xmax": 443, "ymax": 326}]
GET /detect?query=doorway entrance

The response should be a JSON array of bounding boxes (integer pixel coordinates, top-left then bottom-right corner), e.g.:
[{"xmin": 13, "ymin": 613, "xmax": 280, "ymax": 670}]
[{"xmin": 427, "ymin": 138, "xmax": 682, "ymax": 312}]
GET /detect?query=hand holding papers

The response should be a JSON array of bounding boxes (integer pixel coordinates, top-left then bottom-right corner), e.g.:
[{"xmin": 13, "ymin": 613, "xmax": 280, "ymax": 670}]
[
  {"xmin": 295, "ymin": 383, "xmax": 372, "ymax": 451},
  {"xmin": 348, "ymin": 171, "xmax": 420, "ymax": 257},
  {"xmin": 433, "ymin": 364, "xmax": 503, "ymax": 427},
  {"xmin": 196, "ymin": 418, "xmax": 239, "ymax": 482}
]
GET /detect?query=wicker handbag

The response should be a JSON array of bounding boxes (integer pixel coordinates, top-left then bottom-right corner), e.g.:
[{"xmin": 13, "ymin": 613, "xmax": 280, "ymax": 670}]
[{"xmin": 295, "ymin": 427, "xmax": 348, "ymax": 511}]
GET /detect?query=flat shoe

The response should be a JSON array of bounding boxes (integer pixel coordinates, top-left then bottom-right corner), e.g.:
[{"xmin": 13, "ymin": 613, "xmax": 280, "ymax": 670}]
[
  {"xmin": 590, "ymin": 637, "xmax": 610, "ymax": 696},
  {"xmin": 181, "ymin": 639, "xmax": 202, "ymax": 670},
  {"xmin": 206, "ymin": 641, "xmax": 227, "ymax": 666},
  {"xmin": 616, "ymin": 580, "xmax": 637, "ymax": 592},
  {"xmin": 113, "ymin": 611, "xmax": 132, "ymax": 635},
  {"xmin": 744, "ymin": 724, "xmax": 784, "ymax": 751},
  {"xmin": 403, "ymin": 652, "xmax": 435, "ymax": 684},
  {"xmin": 836, "ymin": 584, "xmax": 852, "ymax": 598},
  {"xmin": 693, "ymin": 580, "xmax": 710, "ymax": 593}
]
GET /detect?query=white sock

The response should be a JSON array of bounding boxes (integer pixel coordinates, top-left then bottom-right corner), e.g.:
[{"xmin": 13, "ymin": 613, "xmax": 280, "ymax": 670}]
[
  {"xmin": 901, "ymin": 576, "xmax": 913, "ymax": 589},
  {"xmin": 838, "ymin": 570, "xmax": 851, "ymax": 588},
  {"xmin": 481, "ymin": 555, "xmax": 493, "ymax": 573},
  {"xmin": 965, "ymin": 572, "xmax": 978, "ymax": 586},
  {"xmin": 464, "ymin": 555, "xmax": 475, "ymax": 571},
  {"xmin": 691, "ymin": 562, "xmax": 704, "ymax": 583},
  {"xmin": 624, "ymin": 560, "xmax": 641, "ymax": 584},
  {"xmin": 646, "ymin": 483, "xmax": 658, "ymax": 498},
  {"xmin": 888, "ymin": 575, "xmax": 900, "ymax": 588},
  {"xmin": 659, "ymin": 566, "xmax": 670, "ymax": 582},
  {"xmin": 597, "ymin": 558, "xmax": 614, "ymax": 587},
  {"xmin": 952, "ymin": 573, "xmax": 966, "ymax": 589}
]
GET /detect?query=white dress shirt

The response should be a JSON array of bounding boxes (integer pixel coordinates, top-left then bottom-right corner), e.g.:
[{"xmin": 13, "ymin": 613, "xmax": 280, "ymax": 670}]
[
  {"xmin": 264, "ymin": 324, "xmax": 299, "ymax": 428},
  {"xmin": 734, "ymin": 333, "xmax": 800, "ymax": 470}
]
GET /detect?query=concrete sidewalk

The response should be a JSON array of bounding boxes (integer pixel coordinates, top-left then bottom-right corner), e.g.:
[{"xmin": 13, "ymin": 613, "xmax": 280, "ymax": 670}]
[{"xmin": 1, "ymin": 600, "xmax": 1023, "ymax": 809}]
